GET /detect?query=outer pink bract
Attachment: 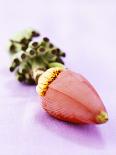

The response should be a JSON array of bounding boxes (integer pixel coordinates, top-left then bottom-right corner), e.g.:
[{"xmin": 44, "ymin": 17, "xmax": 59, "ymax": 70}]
[{"xmin": 42, "ymin": 70, "xmax": 107, "ymax": 124}]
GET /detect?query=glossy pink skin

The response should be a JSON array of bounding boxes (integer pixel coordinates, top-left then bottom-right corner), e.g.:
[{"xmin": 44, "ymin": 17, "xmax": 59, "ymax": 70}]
[{"xmin": 42, "ymin": 70, "xmax": 107, "ymax": 124}]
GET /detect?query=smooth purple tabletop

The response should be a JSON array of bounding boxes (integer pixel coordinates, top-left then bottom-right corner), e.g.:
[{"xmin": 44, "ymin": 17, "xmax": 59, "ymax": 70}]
[{"xmin": 0, "ymin": 1, "xmax": 116, "ymax": 155}]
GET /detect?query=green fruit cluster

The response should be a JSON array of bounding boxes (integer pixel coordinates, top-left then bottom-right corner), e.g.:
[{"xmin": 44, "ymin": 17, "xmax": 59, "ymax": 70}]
[{"xmin": 8, "ymin": 28, "xmax": 66, "ymax": 84}]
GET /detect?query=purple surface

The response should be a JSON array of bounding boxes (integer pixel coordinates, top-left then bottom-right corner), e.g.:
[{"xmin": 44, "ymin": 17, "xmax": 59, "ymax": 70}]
[{"xmin": 0, "ymin": 1, "xmax": 116, "ymax": 154}]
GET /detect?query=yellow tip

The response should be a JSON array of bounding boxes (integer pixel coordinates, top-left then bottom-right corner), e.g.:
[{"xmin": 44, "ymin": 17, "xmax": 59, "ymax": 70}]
[{"xmin": 96, "ymin": 111, "xmax": 108, "ymax": 124}]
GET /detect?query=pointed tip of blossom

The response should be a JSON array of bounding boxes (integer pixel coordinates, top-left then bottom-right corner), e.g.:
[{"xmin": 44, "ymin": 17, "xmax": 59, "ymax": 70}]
[{"xmin": 96, "ymin": 111, "xmax": 108, "ymax": 124}]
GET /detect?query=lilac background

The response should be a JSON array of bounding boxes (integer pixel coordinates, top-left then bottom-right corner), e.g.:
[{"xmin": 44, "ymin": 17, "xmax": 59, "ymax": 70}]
[{"xmin": 0, "ymin": 0, "xmax": 116, "ymax": 154}]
